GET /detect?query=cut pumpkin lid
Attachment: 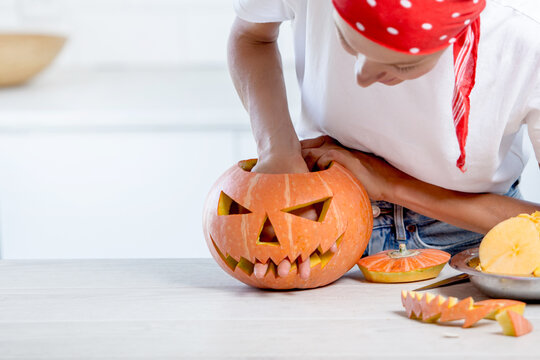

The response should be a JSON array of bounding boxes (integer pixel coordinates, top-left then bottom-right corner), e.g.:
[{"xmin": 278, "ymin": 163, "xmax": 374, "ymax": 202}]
[{"xmin": 358, "ymin": 243, "xmax": 451, "ymax": 273}]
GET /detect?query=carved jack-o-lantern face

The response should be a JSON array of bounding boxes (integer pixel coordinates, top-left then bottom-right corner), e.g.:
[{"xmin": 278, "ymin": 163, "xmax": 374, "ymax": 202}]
[{"xmin": 203, "ymin": 160, "xmax": 373, "ymax": 289}]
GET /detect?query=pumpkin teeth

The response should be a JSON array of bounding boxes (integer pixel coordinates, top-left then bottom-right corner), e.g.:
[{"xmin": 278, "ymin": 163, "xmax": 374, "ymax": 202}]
[{"xmin": 210, "ymin": 233, "xmax": 344, "ymax": 277}]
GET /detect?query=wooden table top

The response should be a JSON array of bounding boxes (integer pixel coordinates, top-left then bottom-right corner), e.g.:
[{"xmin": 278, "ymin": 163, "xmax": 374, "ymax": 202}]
[{"xmin": 0, "ymin": 258, "xmax": 538, "ymax": 359}]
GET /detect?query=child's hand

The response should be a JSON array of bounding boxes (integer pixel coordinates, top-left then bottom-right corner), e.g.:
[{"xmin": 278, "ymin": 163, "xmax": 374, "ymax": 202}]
[
  {"xmin": 301, "ymin": 136, "xmax": 406, "ymax": 202},
  {"xmin": 251, "ymin": 151, "xmax": 310, "ymax": 174}
]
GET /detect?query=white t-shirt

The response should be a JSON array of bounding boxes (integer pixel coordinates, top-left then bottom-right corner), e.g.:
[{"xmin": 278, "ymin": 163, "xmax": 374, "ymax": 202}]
[{"xmin": 233, "ymin": 0, "xmax": 540, "ymax": 194}]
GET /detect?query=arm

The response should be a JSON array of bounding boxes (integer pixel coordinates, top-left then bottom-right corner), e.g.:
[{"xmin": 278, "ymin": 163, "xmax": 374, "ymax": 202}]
[
  {"xmin": 389, "ymin": 169, "xmax": 540, "ymax": 234},
  {"xmin": 227, "ymin": 17, "xmax": 308, "ymax": 173},
  {"xmin": 229, "ymin": 18, "xmax": 318, "ymax": 276},
  {"xmin": 302, "ymin": 136, "xmax": 540, "ymax": 234}
]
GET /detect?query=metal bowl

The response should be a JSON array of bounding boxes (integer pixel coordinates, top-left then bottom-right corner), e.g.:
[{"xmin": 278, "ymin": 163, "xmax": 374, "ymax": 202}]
[{"xmin": 450, "ymin": 247, "xmax": 540, "ymax": 301}]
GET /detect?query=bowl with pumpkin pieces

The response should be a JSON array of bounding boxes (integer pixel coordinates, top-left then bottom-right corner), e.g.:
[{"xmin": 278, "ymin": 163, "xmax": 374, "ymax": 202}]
[{"xmin": 450, "ymin": 211, "xmax": 540, "ymax": 301}]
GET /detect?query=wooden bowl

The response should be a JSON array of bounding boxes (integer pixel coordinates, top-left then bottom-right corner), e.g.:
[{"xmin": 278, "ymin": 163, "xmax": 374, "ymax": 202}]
[{"xmin": 0, "ymin": 34, "xmax": 66, "ymax": 87}]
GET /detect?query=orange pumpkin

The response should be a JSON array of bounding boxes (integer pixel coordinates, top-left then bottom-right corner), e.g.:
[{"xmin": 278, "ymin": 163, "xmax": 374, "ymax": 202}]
[
  {"xmin": 358, "ymin": 244, "xmax": 450, "ymax": 283},
  {"xmin": 202, "ymin": 159, "xmax": 373, "ymax": 289}
]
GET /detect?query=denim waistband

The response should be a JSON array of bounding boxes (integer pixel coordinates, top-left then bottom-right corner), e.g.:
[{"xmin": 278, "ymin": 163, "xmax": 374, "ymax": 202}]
[{"xmin": 369, "ymin": 177, "xmax": 522, "ymax": 240}]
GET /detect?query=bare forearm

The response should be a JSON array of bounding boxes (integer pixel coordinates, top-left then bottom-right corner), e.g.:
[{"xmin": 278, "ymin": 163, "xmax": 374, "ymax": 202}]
[
  {"xmin": 227, "ymin": 19, "xmax": 300, "ymax": 157},
  {"xmin": 389, "ymin": 175, "xmax": 540, "ymax": 234}
]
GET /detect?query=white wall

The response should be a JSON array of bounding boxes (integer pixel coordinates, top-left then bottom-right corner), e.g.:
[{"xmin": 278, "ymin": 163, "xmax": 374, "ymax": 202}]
[{"xmin": 0, "ymin": 0, "xmax": 296, "ymax": 67}]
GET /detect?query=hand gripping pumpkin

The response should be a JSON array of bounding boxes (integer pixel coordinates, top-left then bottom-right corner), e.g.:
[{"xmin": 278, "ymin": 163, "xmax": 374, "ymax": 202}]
[{"xmin": 202, "ymin": 159, "xmax": 373, "ymax": 289}]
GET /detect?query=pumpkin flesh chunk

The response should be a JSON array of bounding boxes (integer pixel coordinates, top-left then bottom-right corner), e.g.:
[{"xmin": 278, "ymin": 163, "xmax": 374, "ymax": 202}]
[
  {"xmin": 479, "ymin": 215, "xmax": 540, "ymax": 275},
  {"xmin": 496, "ymin": 310, "xmax": 533, "ymax": 337}
]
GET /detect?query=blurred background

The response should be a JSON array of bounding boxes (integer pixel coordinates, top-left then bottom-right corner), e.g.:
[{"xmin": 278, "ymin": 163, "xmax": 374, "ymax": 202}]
[{"xmin": 0, "ymin": 0, "xmax": 537, "ymax": 259}]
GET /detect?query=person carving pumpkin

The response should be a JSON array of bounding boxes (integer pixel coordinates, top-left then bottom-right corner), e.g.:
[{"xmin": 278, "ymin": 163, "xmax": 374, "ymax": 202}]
[{"xmin": 228, "ymin": 0, "xmax": 540, "ymax": 280}]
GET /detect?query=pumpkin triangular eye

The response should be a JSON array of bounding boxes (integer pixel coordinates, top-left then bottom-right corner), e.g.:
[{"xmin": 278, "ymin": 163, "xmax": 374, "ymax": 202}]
[
  {"xmin": 217, "ymin": 191, "xmax": 252, "ymax": 215},
  {"xmin": 282, "ymin": 197, "xmax": 332, "ymax": 222}
]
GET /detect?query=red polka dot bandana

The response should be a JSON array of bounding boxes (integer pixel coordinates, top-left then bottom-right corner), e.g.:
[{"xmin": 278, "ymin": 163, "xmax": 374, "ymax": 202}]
[{"xmin": 333, "ymin": 0, "xmax": 486, "ymax": 172}]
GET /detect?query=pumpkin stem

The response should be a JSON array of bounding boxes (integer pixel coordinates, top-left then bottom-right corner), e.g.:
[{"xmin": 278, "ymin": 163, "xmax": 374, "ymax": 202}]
[{"xmin": 388, "ymin": 243, "xmax": 420, "ymax": 259}]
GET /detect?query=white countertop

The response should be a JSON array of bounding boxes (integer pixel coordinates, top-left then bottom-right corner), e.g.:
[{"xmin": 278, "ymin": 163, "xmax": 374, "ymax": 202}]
[{"xmin": 0, "ymin": 259, "xmax": 538, "ymax": 359}]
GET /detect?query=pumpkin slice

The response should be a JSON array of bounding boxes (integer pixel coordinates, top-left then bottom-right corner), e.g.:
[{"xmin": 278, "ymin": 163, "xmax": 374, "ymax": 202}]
[
  {"xmin": 479, "ymin": 214, "xmax": 540, "ymax": 276},
  {"xmin": 439, "ymin": 297, "xmax": 474, "ymax": 322},
  {"xmin": 496, "ymin": 310, "xmax": 533, "ymax": 337},
  {"xmin": 401, "ymin": 291, "xmax": 527, "ymax": 329},
  {"xmin": 420, "ymin": 293, "xmax": 447, "ymax": 322},
  {"xmin": 475, "ymin": 299, "xmax": 526, "ymax": 320},
  {"xmin": 401, "ymin": 290, "xmax": 420, "ymax": 319},
  {"xmin": 462, "ymin": 304, "xmax": 499, "ymax": 328},
  {"xmin": 358, "ymin": 244, "xmax": 450, "ymax": 283}
]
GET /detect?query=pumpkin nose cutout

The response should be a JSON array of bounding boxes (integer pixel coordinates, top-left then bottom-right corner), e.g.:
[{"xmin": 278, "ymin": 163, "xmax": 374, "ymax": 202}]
[{"xmin": 257, "ymin": 216, "xmax": 280, "ymax": 246}]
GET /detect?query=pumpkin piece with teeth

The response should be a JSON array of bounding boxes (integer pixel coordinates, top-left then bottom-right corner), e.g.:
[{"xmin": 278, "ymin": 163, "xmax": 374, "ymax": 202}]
[
  {"xmin": 203, "ymin": 159, "xmax": 373, "ymax": 289},
  {"xmin": 358, "ymin": 244, "xmax": 450, "ymax": 283},
  {"xmin": 401, "ymin": 291, "xmax": 530, "ymax": 329}
]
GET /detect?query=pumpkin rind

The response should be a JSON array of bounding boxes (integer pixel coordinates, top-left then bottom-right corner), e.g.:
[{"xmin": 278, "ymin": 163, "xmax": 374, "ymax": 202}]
[
  {"xmin": 496, "ymin": 310, "xmax": 533, "ymax": 337},
  {"xmin": 475, "ymin": 299, "xmax": 526, "ymax": 320},
  {"xmin": 402, "ymin": 291, "xmax": 528, "ymax": 329},
  {"xmin": 358, "ymin": 245, "xmax": 450, "ymax": 283},
  {"xmin": 203, "ymin": 160, "xmax": 373, "ymax": 289}
]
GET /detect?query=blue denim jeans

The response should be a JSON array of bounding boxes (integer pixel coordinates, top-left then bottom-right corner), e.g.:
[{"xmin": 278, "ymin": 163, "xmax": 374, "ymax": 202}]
[{"xmin": 363, "ymin": 179, "xmax": 522, "ymax": 257}]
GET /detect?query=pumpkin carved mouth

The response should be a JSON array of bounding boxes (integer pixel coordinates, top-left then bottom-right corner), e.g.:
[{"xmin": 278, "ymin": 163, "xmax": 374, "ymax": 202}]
[{"xmin": 210, "ymin": 233, "xmax": 344, "ymax": 278}]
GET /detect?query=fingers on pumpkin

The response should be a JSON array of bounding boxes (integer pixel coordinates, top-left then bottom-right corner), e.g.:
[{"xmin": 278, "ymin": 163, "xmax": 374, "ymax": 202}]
[
  {"xmin": 259, "ymin": 219, "xmax": 277, "ymax": 242},
  {"xmin": 277, "ymin": 259, "xmax": 292, "ymax": 277},
  {"xmin": 254, "ymin": 261, "xmax": 269, "ymax": 279},
  {"xmin": 301, "ymin": 149, "xmax": 321, "ymax": 171},
  {"xmin": 300, "ymin": 136, "xmax": 328, "ymax": 150},
  {"xmin": 318, "ymin": 151, "xmax": 347, "ymax": 171},
  {"xmin": 298, "ymin": 257, "xmax": 311, "ymax": 280}
]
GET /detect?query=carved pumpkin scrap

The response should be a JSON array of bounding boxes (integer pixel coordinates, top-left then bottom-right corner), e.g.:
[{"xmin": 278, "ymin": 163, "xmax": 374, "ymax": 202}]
[
  {"xmin": 358, "ymin": 243, "xmax": 450, "ymax": 283},
  {"xmin": 496, "ymin": 310, "xmax": 533, "ymax": 337},
  {"xmin": 202, "ymin": 159, "xmax": 373, "ymax": 289},
  {"xmin": 401, "ymin": 290, "xmax": 528, "ymax": 330}
]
